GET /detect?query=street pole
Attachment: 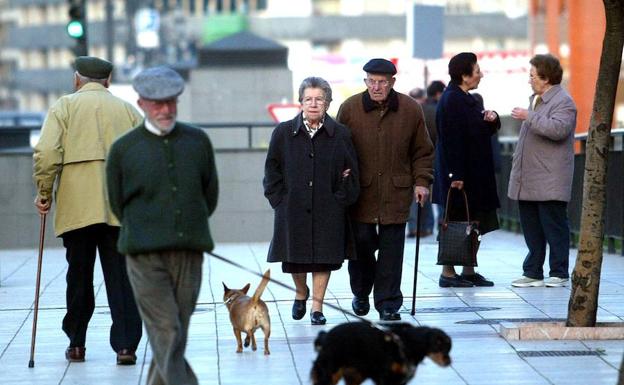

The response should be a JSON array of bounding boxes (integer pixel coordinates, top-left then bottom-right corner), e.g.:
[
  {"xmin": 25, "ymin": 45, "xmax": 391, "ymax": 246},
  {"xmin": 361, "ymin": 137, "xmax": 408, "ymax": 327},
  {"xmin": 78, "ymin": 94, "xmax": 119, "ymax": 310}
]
[{"xmin": 105, "ymin": 0, "xmax": 114, "ymax": 66}]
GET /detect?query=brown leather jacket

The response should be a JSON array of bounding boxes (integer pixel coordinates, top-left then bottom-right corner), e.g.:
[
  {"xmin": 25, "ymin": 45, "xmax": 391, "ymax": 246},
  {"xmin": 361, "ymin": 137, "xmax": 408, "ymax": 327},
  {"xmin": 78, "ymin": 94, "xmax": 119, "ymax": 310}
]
[{"xmin": 337, "ymin": 90, "xmax": 434, "ymax": 224}]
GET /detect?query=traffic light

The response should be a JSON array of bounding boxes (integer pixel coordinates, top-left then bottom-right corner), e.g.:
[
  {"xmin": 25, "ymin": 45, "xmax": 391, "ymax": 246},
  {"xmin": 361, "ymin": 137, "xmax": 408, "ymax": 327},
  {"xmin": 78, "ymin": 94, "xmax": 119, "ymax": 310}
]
[{"xmin": 67, "ymin": 0, "xmax": 87, "ymax": 56}]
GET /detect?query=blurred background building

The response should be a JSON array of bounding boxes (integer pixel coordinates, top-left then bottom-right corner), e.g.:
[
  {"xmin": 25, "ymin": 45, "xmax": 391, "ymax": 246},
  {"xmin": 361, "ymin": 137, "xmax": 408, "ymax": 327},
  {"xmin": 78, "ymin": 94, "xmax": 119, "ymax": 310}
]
[
  {"xmin": 0, "ymin": 0, "xmax": 620, "ymax": 131},
  {"xmin": 0, "ymin": 1, "xmax": 527, "ymax": 121}
]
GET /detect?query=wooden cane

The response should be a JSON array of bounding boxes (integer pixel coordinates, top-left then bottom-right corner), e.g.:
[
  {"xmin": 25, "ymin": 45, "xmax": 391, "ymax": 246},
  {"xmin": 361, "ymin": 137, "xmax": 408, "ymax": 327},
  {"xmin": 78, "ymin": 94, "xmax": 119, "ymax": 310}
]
[
  {"xmin": 411, "ymin": 204, "xmax": 422, "ymax": 316},
  {"xmin": 28, "ymin": 213, "xmax": 46, "ymax": 368}
]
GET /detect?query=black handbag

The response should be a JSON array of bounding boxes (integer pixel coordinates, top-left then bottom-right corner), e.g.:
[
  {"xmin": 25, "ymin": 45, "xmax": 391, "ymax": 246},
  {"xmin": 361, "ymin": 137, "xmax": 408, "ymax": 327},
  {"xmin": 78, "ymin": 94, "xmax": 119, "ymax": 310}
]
[{"xmin": 436, "ymin": 189, "xmax": 480, "ymax": 267}]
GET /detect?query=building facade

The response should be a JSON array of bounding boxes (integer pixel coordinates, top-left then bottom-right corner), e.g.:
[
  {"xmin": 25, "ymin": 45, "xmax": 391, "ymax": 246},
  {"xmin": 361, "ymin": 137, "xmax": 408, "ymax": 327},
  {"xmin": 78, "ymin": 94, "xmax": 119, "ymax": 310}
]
[{"xmin": 1, "ymin": 0, "xmax": 528, "ymax": 113}]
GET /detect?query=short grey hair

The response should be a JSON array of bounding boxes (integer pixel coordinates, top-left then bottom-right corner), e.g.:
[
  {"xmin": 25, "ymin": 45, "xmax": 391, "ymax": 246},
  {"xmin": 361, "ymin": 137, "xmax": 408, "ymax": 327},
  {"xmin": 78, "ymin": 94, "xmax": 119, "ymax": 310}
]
[
  {"xmin": 298, "ymin": 76, "xmax": 332, "ymax": 103},
  {"xmin": 75, "ymin": 71, "xmax": 108, "ymax": 86}
]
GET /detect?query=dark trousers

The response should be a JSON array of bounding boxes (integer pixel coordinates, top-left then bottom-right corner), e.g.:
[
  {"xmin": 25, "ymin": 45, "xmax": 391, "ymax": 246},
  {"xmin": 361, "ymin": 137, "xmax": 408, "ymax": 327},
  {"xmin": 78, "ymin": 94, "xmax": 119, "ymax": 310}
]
[
  {"xmin": 518, "ymin": 200, "xmax": 570, "ymax": 279},
  {"xmin": 349, "ymin": 221, "xmax": 406, "ymax": 313},
  {"xmin": 126, "ymin": 251, "xmax": 203, "ymax": 385},
  {"xmin": 61, "ymin": 224, "xmax": 142, "ymax": 351},
  {"xmin": 407, "ymin": 199, "xmax": 434, "ymax": 233}
]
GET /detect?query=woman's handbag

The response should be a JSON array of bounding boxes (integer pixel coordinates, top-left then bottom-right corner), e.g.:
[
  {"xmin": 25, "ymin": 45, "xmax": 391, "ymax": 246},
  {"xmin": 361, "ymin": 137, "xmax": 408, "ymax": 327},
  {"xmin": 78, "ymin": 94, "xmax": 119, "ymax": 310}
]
[{"xmin": 436, "ymin": 188, "xmax": 480, "ymax": 267}]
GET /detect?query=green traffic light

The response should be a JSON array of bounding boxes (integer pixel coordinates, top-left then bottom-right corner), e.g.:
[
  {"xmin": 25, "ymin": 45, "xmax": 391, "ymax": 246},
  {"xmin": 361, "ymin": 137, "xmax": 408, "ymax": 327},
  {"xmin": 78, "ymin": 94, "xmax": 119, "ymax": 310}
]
[{"xmin": 66, "ymin": 20, "xmax": 84, "ymax": 39}]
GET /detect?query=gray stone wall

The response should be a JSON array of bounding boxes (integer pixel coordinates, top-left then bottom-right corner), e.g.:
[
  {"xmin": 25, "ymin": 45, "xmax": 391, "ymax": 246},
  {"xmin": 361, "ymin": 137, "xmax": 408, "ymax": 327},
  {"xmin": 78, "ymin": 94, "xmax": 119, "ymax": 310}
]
[
  {"xmin": 210, "ymin": 150, "xmax": 273, "ymax": 243},
  {"xmin": 0, "ymin": 149, "xmax": 273, "ymax": 250},
  {"xmin": 184, "ymin": 67, "xmax": 293, "ymax": 123},
  {"xmin": 0, "ymin": 151, "xmax": 61, "ymax": 249}
]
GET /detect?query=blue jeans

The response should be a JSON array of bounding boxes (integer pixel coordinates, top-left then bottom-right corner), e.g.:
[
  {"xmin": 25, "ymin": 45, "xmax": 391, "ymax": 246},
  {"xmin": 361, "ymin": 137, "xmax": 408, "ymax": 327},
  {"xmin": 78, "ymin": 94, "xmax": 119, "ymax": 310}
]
[
  {"xmin": 518, "ymin": 200, "xmax": 570, "ymax": 279},
  {"xmin": 407, "ymin": 199, "xmax": 434, "ymax": 234}
]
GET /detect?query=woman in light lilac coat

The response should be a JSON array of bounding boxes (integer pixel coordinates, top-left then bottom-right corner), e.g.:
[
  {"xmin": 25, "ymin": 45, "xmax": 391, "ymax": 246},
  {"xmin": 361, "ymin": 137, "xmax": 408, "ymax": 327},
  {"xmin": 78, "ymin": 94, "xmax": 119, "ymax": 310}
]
[{"xmin": 508, "ymin": 54, "xmax": 577, "ymax": 288}]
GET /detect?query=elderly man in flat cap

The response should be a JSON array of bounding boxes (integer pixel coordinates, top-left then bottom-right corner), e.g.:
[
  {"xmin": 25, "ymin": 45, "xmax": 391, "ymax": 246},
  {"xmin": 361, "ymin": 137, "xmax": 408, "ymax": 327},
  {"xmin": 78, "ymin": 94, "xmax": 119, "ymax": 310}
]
[
  {"xmin": 106, "ymin": 66, "xmax": 218, "ymax": 385},
  {"xmin": 33, "ymin": 56, "xmax": 143, "ymax": 364},
  {"xmin": 336, "ymin": 58, "xmax": 434, "ymax": 321}
]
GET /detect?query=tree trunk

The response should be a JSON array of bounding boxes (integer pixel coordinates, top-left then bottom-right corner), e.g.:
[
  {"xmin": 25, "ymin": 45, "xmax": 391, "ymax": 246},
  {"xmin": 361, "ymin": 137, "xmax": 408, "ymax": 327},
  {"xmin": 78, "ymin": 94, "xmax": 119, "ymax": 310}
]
[
  {"xmin": 566, "ymin": 0, "xmax": 624, "ymax": 327},
  {"xmin": 619, "ymin": 353, "xmax": 624, "ymax": 385}
]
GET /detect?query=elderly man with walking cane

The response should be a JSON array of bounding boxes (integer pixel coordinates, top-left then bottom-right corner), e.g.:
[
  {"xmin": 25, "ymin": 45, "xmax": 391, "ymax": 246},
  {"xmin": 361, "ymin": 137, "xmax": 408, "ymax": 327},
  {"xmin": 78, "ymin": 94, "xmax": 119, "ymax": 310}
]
[
  {"xmin": 337, "ymin": 58, "xmax": 434, "ymax": 321},
  {"xmin": 32, "ymin": 56, "xmax": 143, "ymax": 365}
]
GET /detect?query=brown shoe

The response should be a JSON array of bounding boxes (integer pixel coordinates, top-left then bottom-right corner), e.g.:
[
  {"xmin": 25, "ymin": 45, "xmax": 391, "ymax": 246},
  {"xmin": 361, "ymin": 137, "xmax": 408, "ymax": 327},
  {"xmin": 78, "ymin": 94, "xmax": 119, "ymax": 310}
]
[
  {"xmin": 116, "ymin": 349, "xmax": 137, "ymax": 365},
  {"xmin": 65, "ymin": 346, "xmax": 85, "ymax": 362}
]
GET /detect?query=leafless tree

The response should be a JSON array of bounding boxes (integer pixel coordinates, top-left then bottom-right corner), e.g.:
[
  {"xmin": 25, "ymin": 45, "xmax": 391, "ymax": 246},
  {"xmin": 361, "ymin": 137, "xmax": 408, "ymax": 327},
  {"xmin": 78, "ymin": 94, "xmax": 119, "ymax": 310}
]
[{"xmin": 567, "ymin": 0, "xmax": 624, "ymax": 327}]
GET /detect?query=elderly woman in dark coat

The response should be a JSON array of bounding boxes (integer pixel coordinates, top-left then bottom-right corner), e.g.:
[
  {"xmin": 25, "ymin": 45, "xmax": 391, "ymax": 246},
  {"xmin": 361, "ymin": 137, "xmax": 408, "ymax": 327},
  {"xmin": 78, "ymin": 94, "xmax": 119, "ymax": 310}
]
[
  {"xmin": 263, "ymin": 77, "xmax": 359, "ymax": 325},
  {"xmin": 433, "ymin": 52, "xmax": 501, "ymax": 288}
]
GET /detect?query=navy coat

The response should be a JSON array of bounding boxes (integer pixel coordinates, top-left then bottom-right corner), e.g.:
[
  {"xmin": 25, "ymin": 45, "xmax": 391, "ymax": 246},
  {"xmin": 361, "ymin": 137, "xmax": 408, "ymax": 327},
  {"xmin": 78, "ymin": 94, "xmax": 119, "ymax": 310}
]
[
  {"xmin": 432, "ymin": 83, "xmax": 500, "ymax": 213},
  {"xmin": 263, "ymin": 113, "xmax": 359, "ymax": 264}
]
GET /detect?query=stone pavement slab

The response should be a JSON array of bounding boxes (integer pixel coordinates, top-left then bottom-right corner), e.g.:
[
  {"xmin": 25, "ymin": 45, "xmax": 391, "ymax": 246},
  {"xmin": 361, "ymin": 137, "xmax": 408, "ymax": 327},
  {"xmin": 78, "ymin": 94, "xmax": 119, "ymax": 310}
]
[{"xmin": 1, "ymin": 230, "xmax": 623, "ymax": 385}]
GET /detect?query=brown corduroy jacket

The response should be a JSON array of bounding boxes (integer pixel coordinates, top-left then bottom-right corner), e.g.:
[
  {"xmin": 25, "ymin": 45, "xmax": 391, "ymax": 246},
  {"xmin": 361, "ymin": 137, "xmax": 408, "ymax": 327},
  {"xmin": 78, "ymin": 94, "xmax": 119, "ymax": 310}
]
[{"xmin": 337, "ymin": 89, "xmax": 434, "ymax": 224}]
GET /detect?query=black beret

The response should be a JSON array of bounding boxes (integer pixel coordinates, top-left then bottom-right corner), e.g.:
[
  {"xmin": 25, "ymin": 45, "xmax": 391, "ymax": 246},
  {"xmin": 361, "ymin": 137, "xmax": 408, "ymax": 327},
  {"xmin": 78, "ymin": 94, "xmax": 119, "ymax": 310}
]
[
  {"xmin": 363, "ymin": 58, "xmax": 397, "ymax": 75},
  {"xmin": 132, "ymin": 66, "xmax": 185, "ymax": 100},
  {"xmin": 74, "ymin": 56, "xmax": 113, "ymax": 79}
]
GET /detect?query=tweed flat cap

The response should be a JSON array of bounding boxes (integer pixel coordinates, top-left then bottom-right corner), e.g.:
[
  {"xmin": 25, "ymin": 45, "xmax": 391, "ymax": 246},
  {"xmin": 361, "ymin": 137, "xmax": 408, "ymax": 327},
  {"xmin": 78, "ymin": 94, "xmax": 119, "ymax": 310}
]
[
  {"xmin": 363, "ymin": 58, "xmax": 397, "ymax": 75},
  {"xmin": 133, "ymin": 66, "xmax": 185, "ymax": 100},
  {"xmin": 75, "ymin": 56, "xmax": 113, "ymax": 79}
]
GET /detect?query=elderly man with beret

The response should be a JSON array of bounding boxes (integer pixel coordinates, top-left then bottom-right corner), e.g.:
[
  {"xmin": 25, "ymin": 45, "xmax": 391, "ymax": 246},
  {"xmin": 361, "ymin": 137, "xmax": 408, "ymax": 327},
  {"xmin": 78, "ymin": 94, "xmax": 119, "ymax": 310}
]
[
  {"xmin": 336, "ymin": 58, "xmax": 434, "ymax": 321},
  {"xmin": 33, "ymin": 56, "xmax": 143, "ymax": 364},
  {"xmin": 106, "ymin": 66, "xmax": 218, "ymax": 385}
]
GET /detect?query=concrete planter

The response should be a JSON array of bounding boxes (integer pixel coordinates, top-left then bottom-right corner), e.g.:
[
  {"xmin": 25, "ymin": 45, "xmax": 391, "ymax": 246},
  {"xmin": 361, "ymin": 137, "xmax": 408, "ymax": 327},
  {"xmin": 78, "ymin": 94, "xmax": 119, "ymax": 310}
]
[{"xmin": 500, "ymin": 321, "xmax": 624, "ymax": 340}]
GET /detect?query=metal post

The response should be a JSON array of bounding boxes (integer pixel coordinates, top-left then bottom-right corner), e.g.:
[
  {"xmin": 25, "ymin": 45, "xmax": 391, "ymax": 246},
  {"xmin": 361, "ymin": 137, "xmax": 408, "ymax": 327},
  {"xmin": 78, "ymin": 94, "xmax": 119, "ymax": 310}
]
[{"xmin": 28, "ymin": 213, "xmax": 46, "ymax": 368}]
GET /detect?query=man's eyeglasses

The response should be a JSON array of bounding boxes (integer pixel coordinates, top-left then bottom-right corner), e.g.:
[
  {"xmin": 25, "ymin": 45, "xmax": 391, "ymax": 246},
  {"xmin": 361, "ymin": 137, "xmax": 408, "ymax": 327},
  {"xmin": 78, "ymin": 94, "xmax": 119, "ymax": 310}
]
[
  {"xmin": 302, "ymin": 97, "xmax": 326, "ymax": 105},
  {"xmin": 364, "ymin": 78, "xmax": 390, "ymax": 87}
]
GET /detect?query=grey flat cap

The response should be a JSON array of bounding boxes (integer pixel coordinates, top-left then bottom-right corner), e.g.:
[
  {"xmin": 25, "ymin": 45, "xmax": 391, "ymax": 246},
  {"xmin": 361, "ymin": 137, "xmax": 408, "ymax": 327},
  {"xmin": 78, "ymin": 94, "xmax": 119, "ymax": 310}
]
[
  {"xmin": 363, "ymin": 58, "xmax": 397, "ymax": 75},
  {"xmin": 75, "ymin": 56, "xmax": 113, "ymax": 79},
  {"xmin": 133, "ymin": 66, "xmax": 184, "ymax": 100}
]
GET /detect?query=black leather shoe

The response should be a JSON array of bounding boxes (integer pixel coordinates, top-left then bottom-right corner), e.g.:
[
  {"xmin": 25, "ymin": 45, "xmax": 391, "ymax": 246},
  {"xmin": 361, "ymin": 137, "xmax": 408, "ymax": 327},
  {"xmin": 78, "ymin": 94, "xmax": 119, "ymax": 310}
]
[
  {"xmin": 65, "ymin": 346, "xmax": 85, "ymax": 362},
  {"xmin": 439, "ymin": 274, "xmax": 474, "ymax": 288},
  {"xmin": 116, "ymin": 349, "xmax": 137, "ymax": 365},
  {"xmin": 351, "ymin": 297, "xmax": 370, "ymax": 316},
  {"xmin": 379, "ymin": 309, "xmax": 401, "ymax": 321},
  {"xmin": 460, "ymin": 273, "xmax": 494, "ymax": 287},
  {"xmin": 292, "ymin": 286, "xmax": 310, "ymax": 320},
  {"xmin": 310, "ymin": 311, "xmax": 327, "ymax": 325}
]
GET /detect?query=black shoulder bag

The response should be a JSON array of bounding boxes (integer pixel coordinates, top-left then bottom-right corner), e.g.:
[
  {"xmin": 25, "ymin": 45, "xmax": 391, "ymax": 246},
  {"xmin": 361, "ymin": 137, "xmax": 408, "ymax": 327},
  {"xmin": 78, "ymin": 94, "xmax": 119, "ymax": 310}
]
[{"xmin": 436, "ymin": 188, "xmax": 480, "ymax": 267}]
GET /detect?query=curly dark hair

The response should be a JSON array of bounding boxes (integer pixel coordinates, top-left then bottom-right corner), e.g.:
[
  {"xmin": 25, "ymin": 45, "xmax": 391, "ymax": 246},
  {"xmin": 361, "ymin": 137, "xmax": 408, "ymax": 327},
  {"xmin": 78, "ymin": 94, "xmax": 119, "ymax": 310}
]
[{"xmin": 529, "ymin": 54, "xmax": 563, "ymax": 85}]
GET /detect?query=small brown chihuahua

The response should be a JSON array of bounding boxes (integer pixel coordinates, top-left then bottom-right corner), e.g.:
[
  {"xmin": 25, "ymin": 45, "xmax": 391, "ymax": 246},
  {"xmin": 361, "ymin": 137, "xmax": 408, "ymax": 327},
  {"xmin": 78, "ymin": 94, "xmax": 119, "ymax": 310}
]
[{"xmin": 223, "ymin": 269, "xmax": 271, "ymax": 355}]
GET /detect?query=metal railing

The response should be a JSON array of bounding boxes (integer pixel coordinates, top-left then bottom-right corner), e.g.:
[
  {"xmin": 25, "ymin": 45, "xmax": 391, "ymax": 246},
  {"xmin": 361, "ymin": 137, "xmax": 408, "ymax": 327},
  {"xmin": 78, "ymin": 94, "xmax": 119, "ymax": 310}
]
[
  {"xmin": 0, "ymin": 122, "xmax": 278, "ymax": 152},
  {"xmin": 196, "ymin": 122, "xmax": 276, "ymax": 152}
]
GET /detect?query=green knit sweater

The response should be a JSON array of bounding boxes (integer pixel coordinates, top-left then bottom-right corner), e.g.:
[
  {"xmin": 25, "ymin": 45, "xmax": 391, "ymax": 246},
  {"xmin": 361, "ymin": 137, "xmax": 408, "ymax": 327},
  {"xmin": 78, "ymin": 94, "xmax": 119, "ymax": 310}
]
[{"xmin": 106, "ymin": 122, "xmax": 218, "ymax": 255}]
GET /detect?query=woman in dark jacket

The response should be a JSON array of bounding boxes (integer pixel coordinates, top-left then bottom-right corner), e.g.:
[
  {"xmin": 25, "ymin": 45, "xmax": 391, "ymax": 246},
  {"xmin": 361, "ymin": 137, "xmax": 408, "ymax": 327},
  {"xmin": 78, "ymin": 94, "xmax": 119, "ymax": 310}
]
[
  {"xmin": 433, "ymin": 52, "xmax": 500, "ymax": 288},
  {"xmin": 263, "ymin": 77, "xmax": 359, "ymax": 325}
]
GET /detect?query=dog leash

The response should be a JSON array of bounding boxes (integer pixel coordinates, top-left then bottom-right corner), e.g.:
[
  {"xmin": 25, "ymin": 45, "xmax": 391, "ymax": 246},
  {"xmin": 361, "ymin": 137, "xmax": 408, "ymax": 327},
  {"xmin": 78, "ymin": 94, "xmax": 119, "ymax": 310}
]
[
  {"xmin": 208, "ymin": 251, "xmax": 376, "ymax": 324},
  {"xmin": 208, "ymin": 250, "xmax": 416, "ymax": 362}
]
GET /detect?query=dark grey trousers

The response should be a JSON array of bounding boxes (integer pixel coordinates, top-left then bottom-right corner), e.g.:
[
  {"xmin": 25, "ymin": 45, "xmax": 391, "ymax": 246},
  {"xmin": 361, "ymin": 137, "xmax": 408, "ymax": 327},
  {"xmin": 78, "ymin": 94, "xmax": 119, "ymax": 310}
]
[
  {"xmin": 126, "ymin": 250, "xmax": 203, "ymax": 385},
  {"xmin": 348, "ymin": 221, "xmax": 407, "ymax": 313}
]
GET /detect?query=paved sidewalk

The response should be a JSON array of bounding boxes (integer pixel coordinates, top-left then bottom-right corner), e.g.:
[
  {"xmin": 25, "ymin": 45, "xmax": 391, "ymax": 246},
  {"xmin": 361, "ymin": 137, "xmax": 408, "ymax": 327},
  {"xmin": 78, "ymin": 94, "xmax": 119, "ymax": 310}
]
[{"xmin": 1, "ymin": 230, "xmax": 623, "ymax": 385}]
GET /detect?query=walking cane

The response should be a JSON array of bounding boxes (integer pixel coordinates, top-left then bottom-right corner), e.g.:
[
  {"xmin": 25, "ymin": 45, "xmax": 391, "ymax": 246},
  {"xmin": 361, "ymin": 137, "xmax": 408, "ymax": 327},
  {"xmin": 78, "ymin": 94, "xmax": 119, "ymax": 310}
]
[
  {"xmin": 410, "ymin": 204, "xmax": 422, "ymax": 316},
  {"xmin": 28, "ymin": 212, "xmax": 46, "ymax": 368}
]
